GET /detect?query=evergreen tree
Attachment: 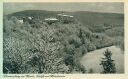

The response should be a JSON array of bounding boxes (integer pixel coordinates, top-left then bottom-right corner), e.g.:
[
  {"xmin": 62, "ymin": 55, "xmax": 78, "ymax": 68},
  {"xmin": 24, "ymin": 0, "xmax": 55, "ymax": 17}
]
[{"xmin": 100, "ymin": 49, "xmax": 116, "ymax": 73}]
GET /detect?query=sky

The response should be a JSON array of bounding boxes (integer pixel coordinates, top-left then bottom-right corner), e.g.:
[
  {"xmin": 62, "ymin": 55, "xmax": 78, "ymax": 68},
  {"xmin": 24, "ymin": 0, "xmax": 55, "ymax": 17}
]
[{"xmin": 4, "ymin": 2, "xmax": 124, "ymax": 15}]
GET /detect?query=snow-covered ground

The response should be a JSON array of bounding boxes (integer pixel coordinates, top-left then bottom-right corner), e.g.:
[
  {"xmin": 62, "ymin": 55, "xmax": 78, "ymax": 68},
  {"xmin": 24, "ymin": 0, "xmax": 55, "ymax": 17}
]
[{"xmin": 80, "ymin": 46, "xmax": 124, "ymax": 73}]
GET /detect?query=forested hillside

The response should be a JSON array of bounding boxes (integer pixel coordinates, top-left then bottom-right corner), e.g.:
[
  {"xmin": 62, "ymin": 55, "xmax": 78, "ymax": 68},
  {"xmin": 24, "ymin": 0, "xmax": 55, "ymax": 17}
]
[{"xmin": 3, "ymin": 10, "xmax": 124, "ymax": 74}]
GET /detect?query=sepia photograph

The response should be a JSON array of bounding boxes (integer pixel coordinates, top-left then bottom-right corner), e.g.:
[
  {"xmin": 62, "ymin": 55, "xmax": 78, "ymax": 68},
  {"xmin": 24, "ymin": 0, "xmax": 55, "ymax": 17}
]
[{"xmin": 3, "ymin": 2, "xmax": 124, "ymax": 74}]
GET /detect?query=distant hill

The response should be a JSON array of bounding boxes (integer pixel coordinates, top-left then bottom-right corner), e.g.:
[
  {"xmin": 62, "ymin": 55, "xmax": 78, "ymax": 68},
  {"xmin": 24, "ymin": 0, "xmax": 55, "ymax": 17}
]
[
  {"xmin": 71, "ymin": 11, "xmax": 124, "ymax": 26},
  {"xmin": 7, "ymin": 10, "xmax": 124, "ymax": 27},
  {"xmin": 7, "ymin": 10, "xmax": 59, "ymax": 18}
]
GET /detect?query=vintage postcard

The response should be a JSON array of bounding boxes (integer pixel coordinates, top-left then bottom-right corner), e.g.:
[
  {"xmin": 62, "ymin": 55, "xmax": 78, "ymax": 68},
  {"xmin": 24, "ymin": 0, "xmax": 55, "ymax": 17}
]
[{"xmin": 0, "ymin": 0, "xmax": 128, "ymax": 79}]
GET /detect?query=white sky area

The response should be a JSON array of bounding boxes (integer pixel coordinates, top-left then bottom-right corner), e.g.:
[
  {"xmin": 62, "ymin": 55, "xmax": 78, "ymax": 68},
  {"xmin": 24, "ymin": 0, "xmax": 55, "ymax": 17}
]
[{"xmin": 4, "ymin": 2, "xmax": 124, "ymax": 15}]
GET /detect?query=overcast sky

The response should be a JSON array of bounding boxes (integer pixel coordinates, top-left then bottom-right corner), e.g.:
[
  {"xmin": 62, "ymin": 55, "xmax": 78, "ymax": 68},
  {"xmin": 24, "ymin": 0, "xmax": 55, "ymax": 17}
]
[{"xmin": 4, "ymin": 2, "xmax": 124, "ymax": 15}]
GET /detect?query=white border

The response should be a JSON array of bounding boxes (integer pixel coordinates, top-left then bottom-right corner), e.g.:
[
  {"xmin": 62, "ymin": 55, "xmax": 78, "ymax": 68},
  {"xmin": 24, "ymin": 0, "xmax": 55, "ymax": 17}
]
[{"xmin": 1, "ymin": 0, "xmax": 128, "ymax": 79}]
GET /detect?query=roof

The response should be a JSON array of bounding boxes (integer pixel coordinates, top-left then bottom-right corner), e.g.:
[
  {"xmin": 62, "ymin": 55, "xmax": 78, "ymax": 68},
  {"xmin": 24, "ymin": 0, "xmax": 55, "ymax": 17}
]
[
  {"xmin": 57, "ymin": 14, "xmax": 63, "ymax": 16},
  {"xmin": 69, "ymin": 16, "xmax": 74, "ymax": 17},
  {"xmin": 28, "ymin": 17, "xmax": 32, "ymax": 20},
  {"xmin": 57, "ymin": 14, "xmax": 74, "ymax": 17},
  {"xmin": 45, "ymin": 18, "xmax": 58, "ymax": 21}
]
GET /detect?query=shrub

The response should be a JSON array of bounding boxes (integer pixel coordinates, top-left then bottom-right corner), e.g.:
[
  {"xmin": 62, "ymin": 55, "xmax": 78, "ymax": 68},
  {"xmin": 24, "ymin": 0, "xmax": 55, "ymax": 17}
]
[
  {"xmin": 88, "ymin": 68, "xmax": 94, "ymax": 73},
  {"xmin": 68, "ymin": 35, "xmax": 82, "ymax": 48}
]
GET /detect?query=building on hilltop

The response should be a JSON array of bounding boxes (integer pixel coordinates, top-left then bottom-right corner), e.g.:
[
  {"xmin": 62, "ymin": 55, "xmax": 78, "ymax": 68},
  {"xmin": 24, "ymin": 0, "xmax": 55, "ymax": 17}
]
[
  {"xmin": 44, "ymin": 17, "xmax": 59, "ymax": 25},
  {"xmin": 57, "ymin": 13, "xmax": 74, "ymax": 24}
]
